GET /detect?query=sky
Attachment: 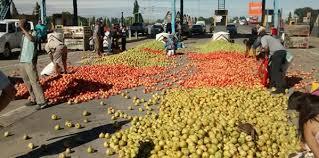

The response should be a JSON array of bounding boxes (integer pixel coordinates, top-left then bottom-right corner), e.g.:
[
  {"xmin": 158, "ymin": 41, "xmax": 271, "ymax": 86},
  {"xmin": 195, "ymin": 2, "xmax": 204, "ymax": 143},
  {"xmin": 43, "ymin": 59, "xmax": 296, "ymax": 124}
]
[{"xmin": 12, "ymin": 0, "xmax": 319, "ymax": 19}]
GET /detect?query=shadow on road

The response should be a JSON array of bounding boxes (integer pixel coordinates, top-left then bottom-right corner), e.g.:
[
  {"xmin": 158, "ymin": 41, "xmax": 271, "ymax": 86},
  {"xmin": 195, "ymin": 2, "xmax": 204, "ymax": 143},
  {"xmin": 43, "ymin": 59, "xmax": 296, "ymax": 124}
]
[
  {"xmin": 16, "ymin": 120, "xmax": 130, "ymax": 158},
  {"xmin": 287, "ymin": 76, "xmax": 303, "ymax": 88},
  {"xmin": 189, "ymin": 33, "xmax": 212, "ymax": 39}
]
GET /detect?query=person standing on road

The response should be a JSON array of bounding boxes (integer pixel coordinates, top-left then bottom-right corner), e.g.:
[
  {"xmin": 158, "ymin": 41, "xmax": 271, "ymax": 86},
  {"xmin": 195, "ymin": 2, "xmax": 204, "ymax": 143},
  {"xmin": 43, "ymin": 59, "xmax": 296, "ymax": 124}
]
[
  {"xmin": 35, "ymin": 20, "xmax": 48, "ymax": 53},
  {"xmin": 260, "ymin": 29, "xmax": 288, "ymax": 94},
  {"xmin": 45, "ymin": 30, "xmax": 68, "ymax": 75},
  {"xmin": 0, "ymin": 70, "xmax": 16, "ymax": 112},
  {"xmin": 121, "ymin": 25, "xmax": 127, "ymax": 52},
  {"xmin": 19, "ymin": 19, "xmax": 48, "ymax": 110},
  {"xmin": 93, "ymin": 20, "xmax": 103, "ymax": 57}
]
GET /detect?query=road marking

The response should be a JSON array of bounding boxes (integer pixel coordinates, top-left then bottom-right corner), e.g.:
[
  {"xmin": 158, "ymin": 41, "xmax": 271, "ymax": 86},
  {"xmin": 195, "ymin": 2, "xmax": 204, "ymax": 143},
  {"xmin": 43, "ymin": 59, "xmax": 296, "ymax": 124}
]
[{"xmin": 0, "ymin": 106, "xmax": 27, "ymax": 118}]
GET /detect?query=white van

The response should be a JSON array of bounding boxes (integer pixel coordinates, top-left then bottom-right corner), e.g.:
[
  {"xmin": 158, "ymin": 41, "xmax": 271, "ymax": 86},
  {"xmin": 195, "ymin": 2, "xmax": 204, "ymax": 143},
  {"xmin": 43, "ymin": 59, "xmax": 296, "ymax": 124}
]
[{"xmin": 0, "ymin": 19, "xmax": 34, "ymax": 58}]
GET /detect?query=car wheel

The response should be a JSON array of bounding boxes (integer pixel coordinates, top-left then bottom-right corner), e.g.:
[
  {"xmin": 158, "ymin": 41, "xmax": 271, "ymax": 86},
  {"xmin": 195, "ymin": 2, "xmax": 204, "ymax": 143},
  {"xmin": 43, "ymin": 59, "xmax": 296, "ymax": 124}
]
[{"xmin": 3, "ymin": 44, "xmax": 11, "ymax": 58}]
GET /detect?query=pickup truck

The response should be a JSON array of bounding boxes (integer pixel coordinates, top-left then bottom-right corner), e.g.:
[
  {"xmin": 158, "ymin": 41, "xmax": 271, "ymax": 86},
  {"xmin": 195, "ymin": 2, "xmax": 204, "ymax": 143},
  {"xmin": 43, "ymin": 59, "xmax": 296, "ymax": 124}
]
[
  {"xmin": 129, "ymin": 23, "xmax": 146, "ymax": 35},
  {"xmin": 0, "ymin": 19, "xmax": 34, "ymax": 58}
]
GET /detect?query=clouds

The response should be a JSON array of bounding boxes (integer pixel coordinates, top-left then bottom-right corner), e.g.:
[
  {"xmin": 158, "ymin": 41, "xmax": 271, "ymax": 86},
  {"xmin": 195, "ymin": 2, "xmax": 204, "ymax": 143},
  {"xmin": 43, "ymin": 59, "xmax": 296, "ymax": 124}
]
[{"xmin": 12, "ymin": 0, "xmax": 319, "ymax": 18}]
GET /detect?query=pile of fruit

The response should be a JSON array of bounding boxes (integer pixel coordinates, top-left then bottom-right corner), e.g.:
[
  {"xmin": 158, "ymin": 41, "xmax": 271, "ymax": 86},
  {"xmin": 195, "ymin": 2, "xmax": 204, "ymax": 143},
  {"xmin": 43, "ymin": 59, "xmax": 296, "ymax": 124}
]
[
  {"xmin": 15, "ymin": 65, "xmax": 168, "ymax": 104},
  {"xmin": 287, "ymin": 69, "xmax": 317, "ymax": 91},
  {"xmin": 196, "ymin": 40, "xmax": 245, "ymax": 54},
  {"xmin": 86, "ymin": 41, "xmax": 171, "ymax": 68},
  {"xmin": 180, "ymin": 53, "xmax": 261, "ymax": 88},
  {"xmin": 103, "ymin": 88, "xmax": 299, "ymax": 158}
]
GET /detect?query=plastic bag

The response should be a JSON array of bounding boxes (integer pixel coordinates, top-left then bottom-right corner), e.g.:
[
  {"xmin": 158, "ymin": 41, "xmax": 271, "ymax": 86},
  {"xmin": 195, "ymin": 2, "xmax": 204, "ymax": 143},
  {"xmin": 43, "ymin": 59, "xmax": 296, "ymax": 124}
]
[
  {"xmin": 41, "ymin": 62, "xmax": 55, "ymax": 76},
  {"xmin": 258, "ymin": 57, "xmax": 269, "ymax": 87}
]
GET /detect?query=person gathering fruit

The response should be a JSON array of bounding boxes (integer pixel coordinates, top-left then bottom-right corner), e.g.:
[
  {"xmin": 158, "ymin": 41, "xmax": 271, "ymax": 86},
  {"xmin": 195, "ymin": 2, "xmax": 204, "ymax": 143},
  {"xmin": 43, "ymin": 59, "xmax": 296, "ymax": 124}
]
[
  {"xmin": 163, "ymin": 36, "xmax": 176, "ymax": 56},
  {"xmin": 45, "ymin": 30, "xmax": 68, "ymax": 75},
  {"xmin": 259, "ymin": 28, "xmax": 289, "ymax": 94},
  {"xmin": 18, "ymin": 19, "xmax": 49, "ymax": 110},
  {"xmin": 289, "ymin": 91, "xmax": 319, "ymax": 158},
  {"xmin": 0, "ymin": 70, "xmax": 16, "ymax": 112}
]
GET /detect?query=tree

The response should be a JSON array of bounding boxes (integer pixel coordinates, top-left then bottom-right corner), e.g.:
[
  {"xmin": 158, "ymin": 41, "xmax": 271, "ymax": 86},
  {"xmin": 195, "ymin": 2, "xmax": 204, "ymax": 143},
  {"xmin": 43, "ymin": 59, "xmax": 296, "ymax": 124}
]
[
  {"xmin": 287, "ymin": 12, "xmax": 292, "ymax": 24},
  {"xmin": 107, "ymin": 18, "xmax": 111, "ymax": 27},
  {"xmin": 133, "ymin": 0, "xmax": 143, "ymax": 23},
  {"xmin": 156, "ymin": 19, "xmax": 164, "ymax": 23},
  {"xmin": 90, "ymin": 16, "xmax": 96, "ymax": 25},
  {"xmin": 198, "ymin": 17, "xmax": 206, "ymax": 21},
  {"xmin": 294, "ymin": 7, "xmax": 319, "ymax": 31},
  {"xmin": 103, "ymin": 17, "xmax": 107, "ymax": 26},
  {"xmin": 32, "ymin": 2, "xmax": 40, "ymax": 19},
  {"xmin": 11, "ymin": 2, "xmax": 19, "ymax": 17}
]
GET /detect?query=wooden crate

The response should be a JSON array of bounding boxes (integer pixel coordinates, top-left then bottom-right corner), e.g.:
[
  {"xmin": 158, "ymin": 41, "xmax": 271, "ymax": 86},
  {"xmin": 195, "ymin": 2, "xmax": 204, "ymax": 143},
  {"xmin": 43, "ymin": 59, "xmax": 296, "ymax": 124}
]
[
  {"xmin": 284, "ymin": 36, "xmax": 309, "ymax": 49},
  {"xmin": 63, "ymin": 26, "xmax": 91, "ymax": 39},
  {"xmin": 63, "ymin": 26, "xmax": 91, "ymax": 51},
  {"xmin": 284, "ymin": 25, "xmax": 310, "ymax": 36},
  {"xmin": 65, "ymin": 39, "xmax": 89, "ymax": 51}
]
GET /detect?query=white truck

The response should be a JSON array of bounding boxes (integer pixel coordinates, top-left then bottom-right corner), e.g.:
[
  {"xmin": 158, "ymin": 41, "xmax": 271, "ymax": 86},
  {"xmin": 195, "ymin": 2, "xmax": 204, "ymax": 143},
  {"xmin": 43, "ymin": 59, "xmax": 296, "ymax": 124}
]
[{"xmin": 0, "ymin": 19, "xmax": 34, "ymax": 58}]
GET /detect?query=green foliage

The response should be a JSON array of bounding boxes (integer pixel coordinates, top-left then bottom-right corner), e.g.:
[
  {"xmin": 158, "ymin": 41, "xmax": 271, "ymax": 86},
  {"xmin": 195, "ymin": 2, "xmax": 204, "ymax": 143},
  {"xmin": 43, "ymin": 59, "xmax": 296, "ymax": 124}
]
[
  {"xmin": 133, "ymin": 0, "xmax": 143, "ymax": 23},
  {"xmin": 294, "ymin": 7, "xmax": 319, "ymax": 31},
  {"xmin": 33, "ymin": 2, "xmax": 40, "ymax": 18},
  {"xmin": 196, "ymin": 40, "xmax": 245, "ymax": 53}
]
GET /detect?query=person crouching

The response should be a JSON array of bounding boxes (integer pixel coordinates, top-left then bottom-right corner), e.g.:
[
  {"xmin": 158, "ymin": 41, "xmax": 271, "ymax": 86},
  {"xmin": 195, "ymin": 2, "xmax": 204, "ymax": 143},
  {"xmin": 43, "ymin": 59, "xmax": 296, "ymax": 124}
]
[
  {"xmin": 163, "ymin": 37, "xmax": 175, "ymax": 56},
  {"xmin": 45, "ymin": 31, "xmax": 68, "ymax": 75}
]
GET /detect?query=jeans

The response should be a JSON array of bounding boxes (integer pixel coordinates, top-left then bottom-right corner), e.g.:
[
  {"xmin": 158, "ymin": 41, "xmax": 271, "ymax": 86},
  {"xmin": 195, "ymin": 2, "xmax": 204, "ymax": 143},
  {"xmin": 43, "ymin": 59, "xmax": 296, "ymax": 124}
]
[
  {"xmin": 20, "ymin": 63, "xmax": 46, "ymax": 104},
  {"xmin": 269, "ymin": 50, "xmax": 287, "ymax": 93}
]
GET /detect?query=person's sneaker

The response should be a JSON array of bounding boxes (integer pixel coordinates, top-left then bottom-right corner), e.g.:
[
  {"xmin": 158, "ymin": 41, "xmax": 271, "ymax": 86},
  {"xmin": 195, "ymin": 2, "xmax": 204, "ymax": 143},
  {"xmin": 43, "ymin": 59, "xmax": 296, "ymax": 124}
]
[
  {"xmin": 25, "ymin": 101, "xmax": 37, "ymax": 106},
  {"xmin": 35, "ymin": 103, "xmax": 50, "ymax": 110}
]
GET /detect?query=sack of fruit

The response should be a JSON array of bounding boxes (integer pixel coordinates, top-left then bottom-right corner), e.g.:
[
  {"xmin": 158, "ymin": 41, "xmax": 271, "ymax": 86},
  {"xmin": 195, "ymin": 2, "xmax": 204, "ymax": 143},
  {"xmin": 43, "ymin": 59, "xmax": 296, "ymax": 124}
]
[{"xmin": 258, "ymin": 57, "xmax": 269, "ymax": 87}]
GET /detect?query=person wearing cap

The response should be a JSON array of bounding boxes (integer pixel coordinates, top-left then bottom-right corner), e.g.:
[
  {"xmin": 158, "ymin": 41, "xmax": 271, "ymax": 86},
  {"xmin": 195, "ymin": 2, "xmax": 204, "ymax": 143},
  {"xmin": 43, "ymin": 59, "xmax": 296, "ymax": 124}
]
[
  {"xmin": 45, "ymin": 30, "xmax": 68, "ymax": 75},
  {"xmin": 260, "ymin": 27, "xmax": 288, "ymax": 94},
  {"xmin": 0, "ymin": 70, "xmax": 16, "ymax": 112}
]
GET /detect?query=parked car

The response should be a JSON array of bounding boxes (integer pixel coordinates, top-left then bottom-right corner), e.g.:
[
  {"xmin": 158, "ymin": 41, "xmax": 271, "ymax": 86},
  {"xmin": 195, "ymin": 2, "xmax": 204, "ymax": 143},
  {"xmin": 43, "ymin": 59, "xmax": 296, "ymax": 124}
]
[
  {"xmin": 226, "ymin": 24, "xmax": 238, "ymax": 37},
  {"xmin": 150, "ymin": 24, "xmax": 164, "ymax": 37},
  {"xmin": 130, "ymin": 23, "xmax": 146, "ymax": 35},
  {"xmin": 0, "ymin": 19, "xmax": 34, "ymax": 58},
  {"xmin": 196, "ymin": 21, "xmax": 206, "ymax": 32},
  {"xmin": 190, "ymin": 24, "xmax": 204, "ymax": 35}
]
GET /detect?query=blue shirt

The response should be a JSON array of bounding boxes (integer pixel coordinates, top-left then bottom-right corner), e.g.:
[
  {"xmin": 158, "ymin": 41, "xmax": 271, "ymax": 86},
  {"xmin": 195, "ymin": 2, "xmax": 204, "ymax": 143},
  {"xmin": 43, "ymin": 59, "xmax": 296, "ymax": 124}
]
[
  {"xmin": 20, "ymin": 32, "xmax": 38, "ymax": 63},
  {"xmin": 35, "ymin": 24, "xmax": 48, "ymax": 39}
]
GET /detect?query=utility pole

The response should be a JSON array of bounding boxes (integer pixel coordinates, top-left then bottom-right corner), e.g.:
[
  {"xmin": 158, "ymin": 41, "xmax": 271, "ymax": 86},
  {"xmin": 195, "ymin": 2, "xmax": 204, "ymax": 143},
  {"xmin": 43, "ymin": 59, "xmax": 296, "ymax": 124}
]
[
  {"xmin": 180, "ymin": 0, "xmax": 183, "ymax": 29},
  {"xmin": 171, "ymin": 0, "xmax": 176, "ymax": 34},
  {"xmin": 73, "ymin": 0, "xmax": 78, "ymax": 26},
  {"xmin": 121, "ymin": 12, "xmax": 124, "ymax": 26},
  {"xmin": 261, "ymin": 0, "xmax": 266, "ymax": 26},
  {"xmin": 40, "ymin": 0, "xmax": 46, "ymax": 24},
  {"xmin": 273, "ymin": 0, "xmax": 279, "ymax": 31}
]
